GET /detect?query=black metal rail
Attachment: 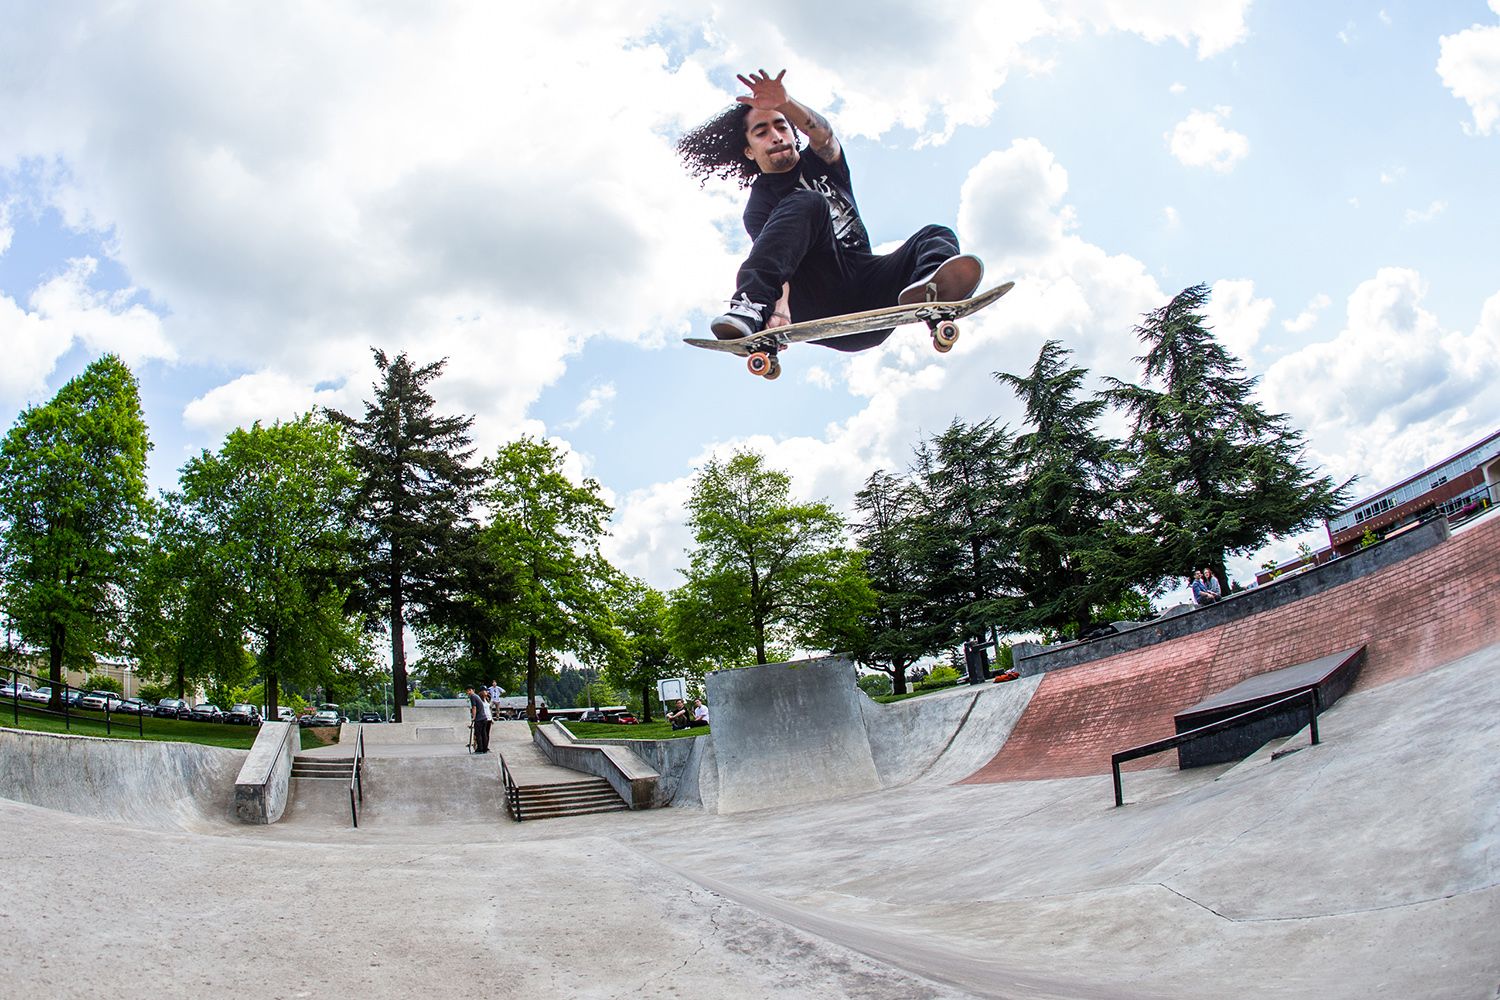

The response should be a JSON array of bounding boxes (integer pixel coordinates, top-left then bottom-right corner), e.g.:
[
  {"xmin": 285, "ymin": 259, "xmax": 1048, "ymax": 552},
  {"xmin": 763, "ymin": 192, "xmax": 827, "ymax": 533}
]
[
  {"xmin": 1111, "ymin": 689, "xmax": 1320, "ymax": 807},
  {"xmin": 500, "ymin": 754, "xmax": 522, "ymax": 822},
  {"xmin": 5, "ymin": 664, "xmax": 143, "ymax": 738},
  {"xmin": 349, "ymin": 724, "xmax": 364, "ymax": 828}
]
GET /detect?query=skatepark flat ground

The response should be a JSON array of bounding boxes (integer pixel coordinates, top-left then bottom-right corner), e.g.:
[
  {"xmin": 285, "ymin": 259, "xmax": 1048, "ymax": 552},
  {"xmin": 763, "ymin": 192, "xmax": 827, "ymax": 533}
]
[{"xmin": 2, "ymin": 643, "xmax": 1497, "ymax": 999}]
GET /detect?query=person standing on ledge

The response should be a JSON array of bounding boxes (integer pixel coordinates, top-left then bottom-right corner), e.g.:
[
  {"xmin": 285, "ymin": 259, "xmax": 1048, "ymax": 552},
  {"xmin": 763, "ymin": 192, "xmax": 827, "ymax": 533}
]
[{"xmin": 678, "ymin": 68, "xmax": 984, "ymax": 351}]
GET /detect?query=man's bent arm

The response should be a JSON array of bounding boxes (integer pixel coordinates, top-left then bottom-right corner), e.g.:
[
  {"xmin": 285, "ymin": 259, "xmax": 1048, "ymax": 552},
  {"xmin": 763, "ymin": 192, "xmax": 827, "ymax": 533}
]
[
  {"xmin": 737, "ymin": 69, "xmax": 842, "ymax": 164},
  {"xmin": 779, "ymin": 97, "xmax": 840, "ymax": 164}
]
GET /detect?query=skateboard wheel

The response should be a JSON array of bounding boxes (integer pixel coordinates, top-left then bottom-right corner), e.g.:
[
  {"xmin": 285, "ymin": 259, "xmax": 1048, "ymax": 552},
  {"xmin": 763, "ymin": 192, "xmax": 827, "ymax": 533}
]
[
  {"xmin": 764, "ymin": 357, "xmax": 782, "ymax": 380},
  {"xmin": 934, "ymin": 320, "xmax": 960, "ymax": 349},
  {"xmin": 747, "ymin": 352, "xmax": 771, "ymax": 376}
]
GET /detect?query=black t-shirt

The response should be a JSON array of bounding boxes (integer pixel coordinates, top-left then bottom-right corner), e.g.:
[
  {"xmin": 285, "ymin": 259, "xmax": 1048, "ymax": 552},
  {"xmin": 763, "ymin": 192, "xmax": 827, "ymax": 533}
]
[{"xmin": 743, "ymin": 148, "xmax": 871, "ymax": 254}]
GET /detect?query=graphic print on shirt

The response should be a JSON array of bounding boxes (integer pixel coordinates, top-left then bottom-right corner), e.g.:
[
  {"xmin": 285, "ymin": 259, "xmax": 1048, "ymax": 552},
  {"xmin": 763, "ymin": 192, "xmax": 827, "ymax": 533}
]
[{"xmin": 799, "ymin": 172, "xmax": 868, "ymax": 254}]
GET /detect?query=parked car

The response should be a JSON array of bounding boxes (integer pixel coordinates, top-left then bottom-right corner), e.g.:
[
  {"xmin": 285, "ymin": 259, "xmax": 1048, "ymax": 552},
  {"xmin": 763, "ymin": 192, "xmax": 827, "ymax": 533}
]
[
  {"xmin": 117, "ymin": 697, "xmax": 151, "ymax": 715},
  {"xmin": 297, "ymin": 712, "xmax": 318, "ymax": 726},
  {"xmin": 21, "ymin": 686, "xmax": 52, "ymax": 704},
  {"xmin": 0, "ymin": 681, "xmax": 33, "ymax": 698},
  {"xmin": 274, "ymin": 707, "xmax": 297, "ymax": 723},
  {"xmin": 154, "ymin": 698, "xmax": 191, "ymax": 719},
  {"xmin": 62, "ymin": 689, "xmax": 88, "ymax": 708},
  {"xmin": 358, "ymin": 711, "xmax": 383, "ymax": 723},
  {"xmin": 79, "ymin": 690, "xmax": 125, "ymax": 712},
  {"xmin": 310, "ymin": 709, "xmax": 342, "ymax": 727},
  {"xmin": 223, "ymin": 703, "xmax": 262, "ymax": 725},
  {"xmin": 188, "ymin": 703, "xmax": 224, "ymax": 723}
]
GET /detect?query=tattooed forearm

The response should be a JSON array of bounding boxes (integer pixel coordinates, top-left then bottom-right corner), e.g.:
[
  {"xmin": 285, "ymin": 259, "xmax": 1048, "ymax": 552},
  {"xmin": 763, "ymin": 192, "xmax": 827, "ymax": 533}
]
[{"xmin": 801, "ymin": 108, "xmax": 830, "ymax": 133}]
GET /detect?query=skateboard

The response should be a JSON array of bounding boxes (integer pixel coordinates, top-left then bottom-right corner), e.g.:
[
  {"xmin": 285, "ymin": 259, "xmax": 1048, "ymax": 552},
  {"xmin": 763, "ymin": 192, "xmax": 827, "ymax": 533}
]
[{"xmin": 684, "ymin": 281, "xmax": 1014, "ymax": 379}]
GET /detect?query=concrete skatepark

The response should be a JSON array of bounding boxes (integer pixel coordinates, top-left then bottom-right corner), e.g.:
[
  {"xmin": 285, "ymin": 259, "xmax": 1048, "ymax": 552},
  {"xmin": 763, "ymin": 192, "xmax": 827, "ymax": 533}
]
[{"xmin": 2, "ymin": 514, "xmax": 1498, "ymax": 998}]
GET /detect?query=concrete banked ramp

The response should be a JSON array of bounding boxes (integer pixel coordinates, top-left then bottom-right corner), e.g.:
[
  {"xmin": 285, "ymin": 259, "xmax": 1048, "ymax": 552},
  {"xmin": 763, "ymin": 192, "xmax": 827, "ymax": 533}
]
[
  {"xmin": 0, "ymin": 729, "xmax": 243, "ymax": 831},
  {"xmin": 704, "ymin": 657, "xmax": 1041, "ymax": 813}
]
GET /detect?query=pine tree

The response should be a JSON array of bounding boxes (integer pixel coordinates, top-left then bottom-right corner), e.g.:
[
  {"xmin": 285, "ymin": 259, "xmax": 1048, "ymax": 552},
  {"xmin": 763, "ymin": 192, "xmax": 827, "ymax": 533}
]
[
  {"xmin": 1104, "ymin": 284, "xmax": 1351, "ymax": 594},
  {"xmin": 996, "ymin": 340, "xmax": 1129, "ymax": 637},
  {"xmin": 330, "ymin": 351, "xmax": 486, "ymax": 722}
]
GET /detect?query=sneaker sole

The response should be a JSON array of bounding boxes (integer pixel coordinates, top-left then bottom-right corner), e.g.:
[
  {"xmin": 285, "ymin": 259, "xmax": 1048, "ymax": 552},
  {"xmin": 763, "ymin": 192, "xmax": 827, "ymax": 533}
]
[{"xmin": 898, "ymin": 255, "xmax": 985, "ymax": 305}]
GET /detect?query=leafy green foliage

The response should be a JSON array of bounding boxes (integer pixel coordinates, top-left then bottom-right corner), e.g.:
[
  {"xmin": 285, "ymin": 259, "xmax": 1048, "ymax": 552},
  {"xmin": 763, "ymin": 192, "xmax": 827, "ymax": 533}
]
[
  {"xmin": 0, "ymin": 355, "xmax": 152, "ymax": 706},
  {"xmin": 82, "ymin": 673, "xmax": 123, "ymax": 695},
  {"xmin": 162, "ymin": 413, "xmax": 365, "ymax": 717},
  {"xmin": 673, "ymin": 449, "xmax": 866, "ymax": 667},
  {"xmin": 856, "ymin": 672, "xmax": 891, "ymax": 697},
  {"xmin": 603, "ymin": 577, "xmax": 680, "ymax": 723},
  {"xmin": 479, "ymin": 436, "xmax": 622, "ymax": 717}
]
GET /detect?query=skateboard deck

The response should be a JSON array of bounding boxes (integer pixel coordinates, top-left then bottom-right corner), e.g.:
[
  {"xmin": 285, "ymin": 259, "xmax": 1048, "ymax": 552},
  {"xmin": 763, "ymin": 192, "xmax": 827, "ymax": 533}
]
[{"xmin": 684, "ymin": 281, "xmax": 1013, "ymax": 378}]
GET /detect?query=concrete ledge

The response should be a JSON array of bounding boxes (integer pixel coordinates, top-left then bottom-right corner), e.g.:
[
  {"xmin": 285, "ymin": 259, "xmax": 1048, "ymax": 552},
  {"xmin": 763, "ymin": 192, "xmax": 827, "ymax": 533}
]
[
  {"xmin": 550, "ymin": 727, "xmax": 705, "ymax": 806},
  {"xmin": 233, "ymin": 721, "xmax": 298, "ymax": 823},
  {"xmin": 533, "ymin": 724, "xmax": 662, "ymax": 808},
  {"xmin": 1015, "ymin": 518, "xmax": 1450, "ymax": 676}
]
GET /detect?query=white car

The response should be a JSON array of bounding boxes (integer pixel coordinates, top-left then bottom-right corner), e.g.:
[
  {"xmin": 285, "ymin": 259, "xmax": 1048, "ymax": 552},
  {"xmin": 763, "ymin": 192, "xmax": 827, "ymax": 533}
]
[
  {"xmin": 79, "ymin": 690, "xmax": 125, "ymax": 712},
  {"xmin": 21, "ymin": 686, "xmax": 51, "ymax": 704},
  {"xmin": 310, "ymin": 709, "xmax": 343, "ymax": 727},
  {"xmin": 0, "ymin": 681, "xmax": 32, "ymax": 699}
]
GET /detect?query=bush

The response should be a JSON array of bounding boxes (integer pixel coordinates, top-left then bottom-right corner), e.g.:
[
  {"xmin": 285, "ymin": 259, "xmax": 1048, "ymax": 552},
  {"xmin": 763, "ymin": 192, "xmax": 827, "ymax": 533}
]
[
  {"xmin": 83, "ymin": 673, "xmax": 123, "ymax": 695},
  {"xmin": 857, "ymin": 673, "xmax": 891, "ymax": 697},
  {"xmin": 137, "ymin": 682, "xmax": 171, "ymax": 703},
  {"xmin": 915, "ymin": 665, "xmax": 961, "ymax": 692}
]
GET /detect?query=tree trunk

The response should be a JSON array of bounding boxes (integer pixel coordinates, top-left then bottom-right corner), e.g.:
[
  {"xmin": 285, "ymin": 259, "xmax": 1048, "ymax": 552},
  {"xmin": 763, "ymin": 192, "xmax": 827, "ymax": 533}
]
[
  {"xmin": 47, "ymin": 619, "xmax": 65, "ymax": 710},
  {"xmin": 891, "ymin": 661, "xmax": 907, "ymax": 695},
  {"xmin": 525, "ymin": 633, "xmax": 538, "ymax": 721},
  {"xmin": 266, "ymin": 672, "xmax": 279, "ymax": 722},
  {"xmin": 176, "ymin": 662, "xmax": 185, "ymax": 701},
  {"xmin": 640, "ymin": 683, "xmax": 653, "ymax": 723},
  {"xmin": 391, "ymin": 581, "xmax": 407, "ymax": 724}
]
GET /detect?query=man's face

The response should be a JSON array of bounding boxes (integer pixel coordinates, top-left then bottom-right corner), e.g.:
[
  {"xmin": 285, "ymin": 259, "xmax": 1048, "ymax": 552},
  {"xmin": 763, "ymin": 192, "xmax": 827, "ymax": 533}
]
[{"xmin": 743, "ymin": 108, "xmax": 799, "ymax": 174}]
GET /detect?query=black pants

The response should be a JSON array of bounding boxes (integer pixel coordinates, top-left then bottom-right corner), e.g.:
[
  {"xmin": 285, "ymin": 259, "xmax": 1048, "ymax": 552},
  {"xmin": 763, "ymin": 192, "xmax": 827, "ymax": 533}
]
[
  {"xmin": 474, "ymin": 718, "xmax": 490, "ymax": 752},
  {"xmin": 736, "ymin": 189, "xmax": 961, "ymax": 351}
]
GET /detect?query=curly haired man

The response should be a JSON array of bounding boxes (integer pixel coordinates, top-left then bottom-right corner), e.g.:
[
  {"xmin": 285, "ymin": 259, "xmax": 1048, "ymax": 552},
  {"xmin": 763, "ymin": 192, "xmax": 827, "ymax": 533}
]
[{"xmin": 679, "ymin": 69, "xmax": 983, "ymax": 351}]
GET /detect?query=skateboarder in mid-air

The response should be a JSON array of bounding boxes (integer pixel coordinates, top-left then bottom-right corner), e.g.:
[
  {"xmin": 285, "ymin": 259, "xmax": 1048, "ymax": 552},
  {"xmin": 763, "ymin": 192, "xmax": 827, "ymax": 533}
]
[{"xmin": 678, "ymin": 69, "xmax": 983, "ymax": 352}]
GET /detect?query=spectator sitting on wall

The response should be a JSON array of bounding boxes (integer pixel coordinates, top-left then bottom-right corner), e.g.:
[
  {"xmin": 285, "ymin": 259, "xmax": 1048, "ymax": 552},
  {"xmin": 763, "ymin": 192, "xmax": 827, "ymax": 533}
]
[
  {"xmin": 1203, "ymin": 567, "xmax": 1223, "ymax": 602},
  {"xmin": 667, "ymin": 699, "xmax": 691, "ymax": 731},
  {"xmin": 537, "ymin": 703, "xmax": 550, "ymax": 722},
  {"xmin": 689, "ymin": 699, "xmax": 710, "ymax": 728},
  {"xmin": 1191, "ymin": 569, "xmax": 1220, "ymax": 606}
]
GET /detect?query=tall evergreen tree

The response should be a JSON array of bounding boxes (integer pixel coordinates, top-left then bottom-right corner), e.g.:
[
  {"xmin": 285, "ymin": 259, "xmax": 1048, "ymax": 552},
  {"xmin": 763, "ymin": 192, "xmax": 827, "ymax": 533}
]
[
  {"xmin": 478, "ymin": 436, "xmax": 620, "ymax": 720},
  {"xmin": 330, "ymin": 351, "xmax": 486, "ymax": 722},
  {"xmin": 847, "ymin": 470, "xmax": 945, "ymax": 695},
  {"xmin": 1104, "ymin": 284, "xmax": 1351, "ymax": 593},
  {"xmin": 910, "ymin": 419, "xmax": 1017, "ymax": 648},
  {"xmin": 997, "ymin": 340, "xmax": 1129, "ymax": 637},
  {"xmin": 0, "ymin": 356, "xmax": 151, "ymax": 708}
]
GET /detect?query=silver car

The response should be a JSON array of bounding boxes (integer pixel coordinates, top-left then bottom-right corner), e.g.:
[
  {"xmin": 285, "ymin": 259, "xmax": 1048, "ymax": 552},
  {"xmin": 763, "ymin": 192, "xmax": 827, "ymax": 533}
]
[{"xmin": 79, "ymin": 690, "xmax": 124, "ymax": 712}]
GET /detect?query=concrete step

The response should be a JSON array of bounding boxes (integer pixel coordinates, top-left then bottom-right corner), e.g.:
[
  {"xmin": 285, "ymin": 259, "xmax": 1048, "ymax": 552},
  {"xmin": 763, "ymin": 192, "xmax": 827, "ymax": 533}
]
[
  {"xmin": 291, "ymin": 760, "xmax": 355, "ymax": 779},
  {"xmin": 507, "ymin": 778, "xmax": 627, "ymax": 820}
]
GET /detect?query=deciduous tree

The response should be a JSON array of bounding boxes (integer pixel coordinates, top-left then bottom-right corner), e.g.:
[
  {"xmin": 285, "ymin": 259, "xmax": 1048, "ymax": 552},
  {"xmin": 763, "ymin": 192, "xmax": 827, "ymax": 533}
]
[{"xmin": 0, "ymin": 356, "xmax": 152, "ymax": 708}]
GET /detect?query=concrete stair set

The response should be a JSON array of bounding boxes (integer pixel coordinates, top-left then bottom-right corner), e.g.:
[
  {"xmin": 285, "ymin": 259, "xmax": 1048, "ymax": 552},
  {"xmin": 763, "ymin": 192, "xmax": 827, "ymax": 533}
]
[
  {"xmin": 506, "ymin": 776, "xmax": 628, "ymax": 821},
  {"xmin": 290, "ymin": 757, "xmax": 355, "ymax": 782}
]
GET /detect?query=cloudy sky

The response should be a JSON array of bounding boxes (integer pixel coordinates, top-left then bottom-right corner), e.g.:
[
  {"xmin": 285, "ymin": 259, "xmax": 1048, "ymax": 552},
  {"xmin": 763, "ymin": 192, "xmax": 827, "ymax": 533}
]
[{"xmin": 2, "ymin": 0, "xmax": 1499, "ymax": 601}]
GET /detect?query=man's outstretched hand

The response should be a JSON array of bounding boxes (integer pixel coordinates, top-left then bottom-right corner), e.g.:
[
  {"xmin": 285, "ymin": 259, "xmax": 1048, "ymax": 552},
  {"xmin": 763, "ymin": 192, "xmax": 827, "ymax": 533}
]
[{"xmin": 736, "ymin": 69, "xmax": 788, "ymax": 110}]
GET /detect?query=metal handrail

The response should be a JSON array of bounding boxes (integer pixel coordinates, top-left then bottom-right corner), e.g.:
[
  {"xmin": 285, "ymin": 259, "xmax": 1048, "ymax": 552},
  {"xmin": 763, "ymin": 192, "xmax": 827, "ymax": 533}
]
[
  {"xmin": 1111, "ymin": 688, "xmax": 1320, "ymax": 807},
  {"xmin": 500, "ymin": 753, "xmax": 522, "ymax": 822},
  {"xmin": 349, "ymin": 724, "xmax": 364, "ymax": 828},
  {"xmin": 5, "ymin": 664, "xmax": 142, "ymax": 738}
]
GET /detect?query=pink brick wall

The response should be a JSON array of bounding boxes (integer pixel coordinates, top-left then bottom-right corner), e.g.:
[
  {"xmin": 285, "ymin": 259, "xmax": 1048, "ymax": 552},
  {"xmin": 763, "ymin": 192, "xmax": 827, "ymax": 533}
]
[{"xmin": 961, "ymin": 515, "xmax": 1500, "ymax": 784}]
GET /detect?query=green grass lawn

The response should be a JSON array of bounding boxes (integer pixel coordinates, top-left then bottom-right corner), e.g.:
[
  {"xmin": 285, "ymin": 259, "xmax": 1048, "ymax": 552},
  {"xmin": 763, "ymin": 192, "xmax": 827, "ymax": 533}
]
[
  {"xmin": 564, "ymin": 719, "xmax": 707, "ymax": 741},
  {"xmin": 871, "ymin": 681, "xmax": 963, "ymax": 704},
  {"xmin": 0, "ymin": 701, "xmax": 319, "ymax": 750}
]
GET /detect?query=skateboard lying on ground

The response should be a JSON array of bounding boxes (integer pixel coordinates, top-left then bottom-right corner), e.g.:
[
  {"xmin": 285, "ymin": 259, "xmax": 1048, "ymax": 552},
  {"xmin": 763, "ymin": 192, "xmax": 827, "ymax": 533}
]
[{"xmin": 684, "ymin": 281, "xmax": 1014, "ymax": 380}]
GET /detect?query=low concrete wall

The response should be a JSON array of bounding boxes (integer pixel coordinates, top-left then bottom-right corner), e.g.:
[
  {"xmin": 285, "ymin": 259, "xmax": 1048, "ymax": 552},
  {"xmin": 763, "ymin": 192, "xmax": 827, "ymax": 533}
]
[
  {"xmin": 553, "ymin": 727, "xmax": 704, "ymax": 806},
  {"xmin": 341, "ymin": 720, "xmax": 468, "ymax": 745},
  {"xmin": 0, "ymin": 728, "xmax": 244, "ymax": 831},
  {"xmin": 860, "ymin": 676, "xmax": 1043, "ymax": 787},
  {"xmin": 1015, "ymin": 518, "xmax": 1451, "ymax": 676},
  {"xmin": 533, "ymin": 724, "xmax": 662, "ymax": 808},
  {"xmin": 706, "ymin": 656, "xmax": 881, "ymax": 814},
  {"xmin": 233, "ymin": 721, "xmax": 298, "ymax": 823}
]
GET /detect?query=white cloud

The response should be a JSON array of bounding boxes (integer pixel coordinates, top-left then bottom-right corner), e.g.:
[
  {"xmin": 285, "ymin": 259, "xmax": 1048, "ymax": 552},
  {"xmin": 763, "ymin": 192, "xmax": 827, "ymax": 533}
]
[
  {"xmin": 802, "ymin": 365, "xmax": 835, "ymax": 390},
  {"xmin": 1170, "ymin": 82, "xmax": 1186, "ymax": 94},
  {"xmin": 1164, "ymin": 205, "xmax": 1180, "ymax": 226},
  {"xmin": 1379, "ymin": 10, "xmax": 1392, "ymax": 25},
  {"xmin": 0, "ymin": 257, "xmax": 172, "ymax": 402},
  {"xmin": 560, "ymin": 383, "xmax": 617, "ymax": 431},
  {"xmin": 1438, "ymin": 2, "xmax": 1500, "ymax": 135},
  {"xmin": 1404, "ymin": 200, "xmax": 1446, "ymax": 224},
  {"xmin": 1281, "ymin": 293, "xmax": 1331, "ymax": 334},
  {"xmin": 1167, "ymin": 106, "xmax": 1250, "ymax": 172},
  {"xmin": 1380, "ymin": 167, "xmax": 1404, "ymax": 183},
  {"xmin": 1261, "ymin": 268, "xmax": 1500, "ymax": 491},
  {"xmin": 1205, "ymin": 279, "xmax": 1273, "ymax": 361}
]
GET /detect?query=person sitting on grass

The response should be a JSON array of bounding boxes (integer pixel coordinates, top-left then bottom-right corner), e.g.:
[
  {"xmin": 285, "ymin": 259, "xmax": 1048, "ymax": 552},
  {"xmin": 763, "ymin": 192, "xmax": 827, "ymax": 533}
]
[
  {"xmin": 688, "ymin": 700, "xmax": 710, "ymax": 728},
  {"xmin": 667, "ymin": 699, "xmax": 691, "ymax": 731}
]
